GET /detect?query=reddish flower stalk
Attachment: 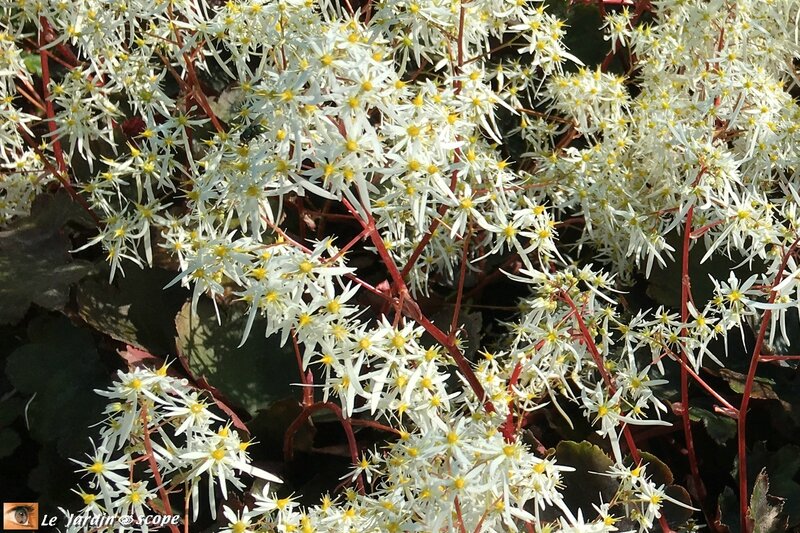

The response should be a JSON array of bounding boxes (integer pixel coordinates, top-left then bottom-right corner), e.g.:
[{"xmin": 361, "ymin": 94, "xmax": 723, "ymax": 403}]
[
  {"xmin": 165, "ymin": 6, "xmax": 225, "ymax": 134},
  {"xmin": 449, "ymin": 227, "xmax": 473, "ymax": 343},
  {"xmin": 139, "ymin": 404, "xmax": 181, "ymax": 533},
  {"xmin": 291, "ymin": 329, "xmax": 315, "ymax": 408},
  {"xmin": 38, "ymin": 19, "xmax": 67, "ymax": 177},
  {"xmin": 399, "ymin": 164, "xmax": 460, "ymax": 279},
  {"xmin": 679, "ymin": 197, "xmax": 706, "ymax": 506},
  {"xmin": 349, "ymin": 418, "xmax": 402, "ymax": 435},
  {"xmin": 758, "ymin": 355, "xmax": 800, "ymax": 362},
  {"xmin": 454, "ymin": 496, "xmax": 468, "ymax": 533},
  {"xmin": 737, "ymin": 238, "xmax": 800, "ymax": 533},
  {"xmin": 501, "ymin": 362, "xmax": 524, "ymax": 443},
  {"xmin": 667, "ymin": 349, "xmax": 739, "ymax": 416}
]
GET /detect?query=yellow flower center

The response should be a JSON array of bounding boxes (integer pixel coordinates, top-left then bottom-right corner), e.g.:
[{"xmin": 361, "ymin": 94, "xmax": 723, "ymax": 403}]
[{"xmin": 211, "ymin": 448, "xmax": 226, "ymax": 461}]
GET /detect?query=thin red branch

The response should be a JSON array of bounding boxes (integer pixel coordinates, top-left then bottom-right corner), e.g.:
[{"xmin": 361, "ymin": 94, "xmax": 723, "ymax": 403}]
[
  {"xmin": 348, "ymin": 418, "xmax": 402, "ymax": 435},
  {"xmin": 166, "ymin": 5, "xmax": 225, "ymax": 134},
  {"xmin": 454, "ymin": 496, "xmax": 468, "ymax": 533},
  {"xmin": 291, "ymin": 329, "xmax": 314, "ymax": 407},
  {"xmin": 17, "ymin": 127, "xmax": 101, "ymax": 225},
  {"xmin": 449, "ymin": 227, "xmax": 472, "ymax": 342},
  {"xmin": 759, "ymin": 354, "xmax": 800, "ymax": 361},
  {"xmin": 14, "ymin": 81, "xmax": 46, "ymax": 112},
  {"xmin": 679, "ymin": 168, "xmax": 707, "ymax": 506},
  {"xmin": 139, "ymin": 404, "xmax": 181, "ymax": 533},
  {"xmin": 326, "ymin": 226, "xmax": 371, "ymax": 264},
  {"xmin": 738, "ymin": 239, "xmax": 800, "ymax": 533},
  {"xmin": 401, "ymin": 1, "xmax": 468, "ymax": 278},
  {"xmin": 39, "ymin": 19, "xmax": 67, "ymax": 177}
]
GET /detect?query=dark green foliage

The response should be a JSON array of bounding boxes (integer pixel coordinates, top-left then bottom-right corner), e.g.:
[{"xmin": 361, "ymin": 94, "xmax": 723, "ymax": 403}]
[
  {"xmin": 554, "ymin": 440, "xmax": 618, "ymax": 514},
  {"xmin": 175, "ymin": 297, "xmax": 299, "ymax": 416},
  {"xmin": 77, "ymin": 265, "xmax": 188, "ymax": 355},
  {"xmin": 688, "ymin": 407, "xmax": 737, "ymax": 445},
  {"xmin": 0, "ymin": 192, "xmax": 93, "ymax": 324},
  {"xmin": 0, "ymin": 395, "xmax": 25, "ymax": 460},
  {"xmin": 5, "ymin": 316, "xmax": 109, "ymax": 457}
]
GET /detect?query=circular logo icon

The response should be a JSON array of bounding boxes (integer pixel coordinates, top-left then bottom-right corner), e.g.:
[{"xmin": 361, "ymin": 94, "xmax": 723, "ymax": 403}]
[{"xmin": 117, "ymin": 515, "xmax": 134, "ymax": 526}]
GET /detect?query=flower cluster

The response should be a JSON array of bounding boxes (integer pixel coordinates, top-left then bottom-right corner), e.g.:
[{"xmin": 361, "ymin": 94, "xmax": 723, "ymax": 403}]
[
  {"xmin": 0, "ymin": 28, "xmax": 49, "ymax": 223},
  {"xmin": 66, "ymin": 366, "xmax": 281, "ymax": 532}
]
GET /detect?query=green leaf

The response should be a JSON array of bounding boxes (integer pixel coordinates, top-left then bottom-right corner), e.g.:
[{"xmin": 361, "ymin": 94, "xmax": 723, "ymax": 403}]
[
  {"xmin": 719, "ymin": 369, "xmax": 779, "ymax": 400},
  {"xmin": 77, "ymin": 266, "xmax": 188, "ymax": 355},
  {"xmin": 635, "ymin": 451, "xmax": 674, "ymax": 485},
  {"xmin": 540, "ymin": 441, "xmax": 618, "ymax": 522},
  {"xmin": 663, "ymin": 485, "xmax": 695, "ymax": 529},
  {"xmin": 0, "ymin": 192, "xmax": 94, "ymax": 324},
  {"xmin": 689, "ymin": 407, "xmax": 737, "ymax": 445},
  {"xmin": 749, "ymin": 469, "xmax": 788, "ymax": 533},
  {"xmin": 22, "ymin": 52, "xmax": 42, "ymax": 77},
  {"xmin": 28, "ymin": 442, "xmax": 82, "ymax": 509},
  {"xmin": 4, "ymin": 316, "xmax": 109, "ymax": 457},
  {"xmin": 175, "ymin": 298, "xmax": 299, "ymax": 416}
]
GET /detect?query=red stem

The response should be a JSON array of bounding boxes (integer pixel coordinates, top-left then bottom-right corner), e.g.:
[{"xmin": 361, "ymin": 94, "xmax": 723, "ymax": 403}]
[
  {"xmin": 679, "ymin": 196, "xmax": 706, "ymax": 505},
  {"xmin": 683, "ymin": 357, "xmax": 738, "ymax": 416},
  {"xmin": 326, "ymin": 226, "xmax": 371, "ymax": 264},
  {"xmin": 39, "ymin": 19, "xmax": 67, "ymax": 177},
  {"xmin": 183, "ymin": 485, "xmax": 189, "ymax": 533},
  {"xmin": 39, "ymin": 46, "xmax": 77, "ymax": 70},
  {"xmin": 167, "ymin": 5, "xmax": 225, "ymax": 134},
  {"xmin": 759, "ymin": 355, "xmax": 800, "ymax": 361},
  {"xmin": 399, "ymin": 165, "xmax": 460, "ymax": 279},
  {"xmin": 401, "ymin": 2, "xmax": 467, "ymax": 279},
  {"xmin": 501, "ymin": 361, "xmax": 524, "ymax": 443},
  {"xmin": 14, "ymin": 81, "xmax": 46, "ymax": 112},
  {"xmin": 17, "ymin": 127, "xmax": 101, "ymax": 225},
  {"xmin": 139, "ymin": 404, "xmax": 181, "ymax": 533},
  {"xmin": 448, "ymin": 227, "xmax": 472, "ymax": 342},
  {"xmin": 291, "ymin": 330, "xmax": 314, "ymax": 407},
  {"xmin": 454, "ymin": 496, "xmax": 468, "ymax": 533},
  {"xmin": 738, "ymin": 239, "xmax": 799, "ymax": 533},
  {"xmin": 349, "ymin": 418, "xmax": 402, "ymax": 435}
]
